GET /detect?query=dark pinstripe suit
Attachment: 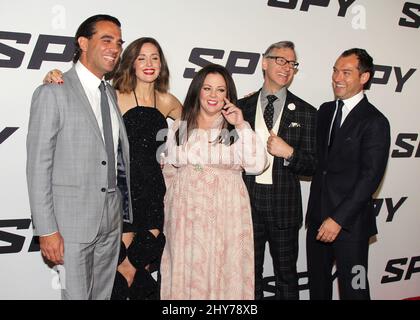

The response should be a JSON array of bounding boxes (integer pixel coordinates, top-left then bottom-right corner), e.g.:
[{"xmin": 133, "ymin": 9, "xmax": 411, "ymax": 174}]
[{"xmin": 238, "ymin": 89, "xmax": 317, "ymax": 299}]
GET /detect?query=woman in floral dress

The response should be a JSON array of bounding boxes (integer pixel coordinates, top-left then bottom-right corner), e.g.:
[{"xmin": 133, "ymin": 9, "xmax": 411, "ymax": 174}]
[{"xmin": 161, "ymin": 64, "xmax": 267, "ymax": 299}]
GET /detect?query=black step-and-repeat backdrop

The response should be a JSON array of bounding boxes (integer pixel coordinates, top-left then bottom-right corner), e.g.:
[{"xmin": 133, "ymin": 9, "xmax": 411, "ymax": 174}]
[{"xmin": 1, "ymin": 0, "xmax": 419, "ymax": 299}]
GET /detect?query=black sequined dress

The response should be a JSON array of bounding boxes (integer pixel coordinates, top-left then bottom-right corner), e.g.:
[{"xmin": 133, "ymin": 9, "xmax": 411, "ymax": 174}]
[{"xmin": 111, "ymin": 92, "xmax": 167, "ymax": 300}]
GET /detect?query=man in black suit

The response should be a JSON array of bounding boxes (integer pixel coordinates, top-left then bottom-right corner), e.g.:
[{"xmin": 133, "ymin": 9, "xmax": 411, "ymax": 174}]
[
  {"xmin": 306, "ymin": 48, "xmax": 390, "ymax": 300},
  {"xmin": 238, "ymin": 41, "xmax": 317, "ymax": 300}
]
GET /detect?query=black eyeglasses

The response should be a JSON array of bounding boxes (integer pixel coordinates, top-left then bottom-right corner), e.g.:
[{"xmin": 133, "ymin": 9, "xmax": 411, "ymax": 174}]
[{"xmin": 265, "ymin": 55, "xmax": 299, "ymax": 69}]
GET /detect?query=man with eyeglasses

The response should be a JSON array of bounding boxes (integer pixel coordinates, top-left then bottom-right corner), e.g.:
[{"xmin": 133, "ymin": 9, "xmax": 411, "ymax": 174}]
[{"xmin": 238, "ymin": 41, "xmax": 317, "ymax": 300}]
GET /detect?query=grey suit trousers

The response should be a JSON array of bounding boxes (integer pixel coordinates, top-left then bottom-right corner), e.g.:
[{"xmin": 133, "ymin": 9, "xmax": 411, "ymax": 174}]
[{"xmin": 60, "ymin": 190, "xmax": 122, "ymax": 300}]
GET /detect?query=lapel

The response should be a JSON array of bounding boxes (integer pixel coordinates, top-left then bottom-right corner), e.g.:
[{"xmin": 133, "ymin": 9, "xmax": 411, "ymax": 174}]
[
  {"xmin": 65, "ymin": 67, "xmax": 104, "ymax": 145},
  {"xmin": 327, "ymin": 96, "xmax": 368, "ymax": 156},
  {"xmin": 106, "ymin": 83, "xmax": 132, "ymax": 222},
  {"xmin": 108, "ymin": 83, "xmax": 129, "ymax": 158},
  {"xmin": 339, "ymin": 96, "xmax": 368, "ymax": 133},
  {"xmin": 106, "ymin": 83, "xmax": 125, "ymax": 139},
  {"xmin": 322, "ymin": 101, "xmax": 336, "ymax": 159},
  {"xmin": 242, "ymin": 90, "xmax": 260, "ymax": 130},
  {"xmin": 276, "ymin": 90, "xmax": 294, "ymax": 136}
]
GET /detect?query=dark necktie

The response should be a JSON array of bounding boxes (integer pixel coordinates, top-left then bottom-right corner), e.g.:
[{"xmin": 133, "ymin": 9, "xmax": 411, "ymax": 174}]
[
  {"xmin": 329, "ymin": 99, "xmax": 344, "ymax": 149},
  {"xmin": 99, "ymin": 81, "xmax": 116, "ymax": 190},
  {"xmin": 263, "ymin": 94, "xmax": 278, "ymax": 130}
]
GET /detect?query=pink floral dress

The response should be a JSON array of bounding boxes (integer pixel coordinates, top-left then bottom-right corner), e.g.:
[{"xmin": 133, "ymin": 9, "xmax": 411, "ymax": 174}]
[{"xmin": 160, "ymin": 116, "xmax": 267, "ymax": 300}]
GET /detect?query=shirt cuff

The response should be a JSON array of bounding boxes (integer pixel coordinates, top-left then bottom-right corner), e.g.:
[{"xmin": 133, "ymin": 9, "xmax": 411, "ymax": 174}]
[{"xmin": 40, "ymin": 231, "xmax": 58, "ymax": 237}]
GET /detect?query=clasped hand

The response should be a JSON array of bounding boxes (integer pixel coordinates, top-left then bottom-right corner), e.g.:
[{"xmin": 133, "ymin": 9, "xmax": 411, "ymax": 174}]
[
  {"xmin": 316, "ymin": 217, "xmax": 342, "ymax": 243},
  {"xmin": 267, "ymin": 130, "xmax": 294, "ymax": 159}
]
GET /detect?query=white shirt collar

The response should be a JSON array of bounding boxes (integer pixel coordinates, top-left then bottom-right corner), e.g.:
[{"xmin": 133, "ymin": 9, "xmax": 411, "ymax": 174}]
[
  {"xmin": 340, "ymin": 90, "xmax": 364, "ymax": 112},
  {"xmin": 75, "ymin": 61, "xmax": 103, "ymax": 92}
]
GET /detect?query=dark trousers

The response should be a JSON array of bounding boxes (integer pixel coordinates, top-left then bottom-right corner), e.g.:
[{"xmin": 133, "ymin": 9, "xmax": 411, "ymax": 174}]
[
  {"xmin": 306, "ymin": 226, "xmax": 370, "ymax": 300},
  {"xmin": 252, "ymin": 183, "xmax": 299, "ymax": 300}
]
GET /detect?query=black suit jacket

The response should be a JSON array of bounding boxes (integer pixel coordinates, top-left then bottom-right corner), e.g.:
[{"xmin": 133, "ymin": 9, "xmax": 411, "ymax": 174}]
[
  {"xmin": 306, "ymin": 96, "xmax": 390, "ymax": 241},
  {"xmin": 238, "ymin": 89, "xmax": 317, "ymax": 228}
]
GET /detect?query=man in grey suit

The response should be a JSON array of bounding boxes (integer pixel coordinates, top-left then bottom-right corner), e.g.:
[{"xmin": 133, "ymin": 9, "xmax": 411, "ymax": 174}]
[{"xmin": 26, "ymin": 14, "xmax": 132, "ymax": 300}]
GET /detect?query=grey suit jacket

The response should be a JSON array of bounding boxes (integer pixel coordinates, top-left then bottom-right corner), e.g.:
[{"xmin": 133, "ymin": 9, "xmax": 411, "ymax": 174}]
[{"xmin": 26, "ymin": 66, "xmax": 132, "ymax": 243}]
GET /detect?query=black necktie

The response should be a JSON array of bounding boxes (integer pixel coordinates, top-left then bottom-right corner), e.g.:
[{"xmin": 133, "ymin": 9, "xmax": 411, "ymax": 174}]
[
  {"xmin": 329, "ymin": 99, "xmax": 344, "ymax": 149},
  {"xmin": 264, "ymin": 95, "xmax": 278, "ymax": 130},
  {"xmin": 99, "ymin": 81, "xmax": 116, "ymax": 190}
]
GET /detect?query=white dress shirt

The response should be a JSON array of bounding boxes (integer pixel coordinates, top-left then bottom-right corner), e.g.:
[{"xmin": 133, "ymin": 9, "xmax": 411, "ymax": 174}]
[
  {"xmin": 331, "ymin": 90, "xmax": 364, "ymax": 130},
  {"xmin": 75, "ymin": 61, "xmax": 120, "ymax": 177}
]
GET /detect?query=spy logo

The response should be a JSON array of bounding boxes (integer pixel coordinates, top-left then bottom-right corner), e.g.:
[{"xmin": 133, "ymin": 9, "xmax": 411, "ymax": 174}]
[
  {"xmin": 373, "ymin": 197, "xmax": 408, "ymax": 222},
  {"xmin": 183, "ymin": 48, "xmax": 260, "ymax": 78},
  {"xmin": 369, "ymin": 66, "xmax": 416, "ymax": 93},
  {"xmin": 0, "ymin": 31, "xmax": 74, "ymax": 69},
  {"xmin": 391, "ymin": 133, "xmax": 420, "ymax": 158},
  {"xmin": 399, "ymin": 2, "xmax": 420, "ymax": 28},
  {"xmin": 267, "ymin": 0, "xmax": 356, "ymax": 17},
  {"xmin": 0, "ymin": 127, "xmax": 19, "ymax": 144},
  {"xmin": 0, "ymin": 219, "xmax": 40, "ymax": 254},
  {"xmin": 381, "ymin": 256, "xmax": 420, "ymax": 283}
]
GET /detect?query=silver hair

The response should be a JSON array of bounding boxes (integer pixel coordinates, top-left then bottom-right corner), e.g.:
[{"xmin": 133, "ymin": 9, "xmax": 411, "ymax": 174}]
[{"xmin": 263, "ymin": 41, "xmax": 296, "ymax": 57}]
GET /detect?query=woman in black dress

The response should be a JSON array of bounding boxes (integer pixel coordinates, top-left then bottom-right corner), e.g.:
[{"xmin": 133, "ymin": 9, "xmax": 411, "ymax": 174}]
[{"xmin": 111, "ymin": 37, "xmax": 182, "ymax": 299}]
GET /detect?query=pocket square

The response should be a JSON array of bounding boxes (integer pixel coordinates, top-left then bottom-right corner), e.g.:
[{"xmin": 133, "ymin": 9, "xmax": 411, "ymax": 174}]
[{"xmin": 289, "ymin": 122, "xmax": 301, "ymax": 128}]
